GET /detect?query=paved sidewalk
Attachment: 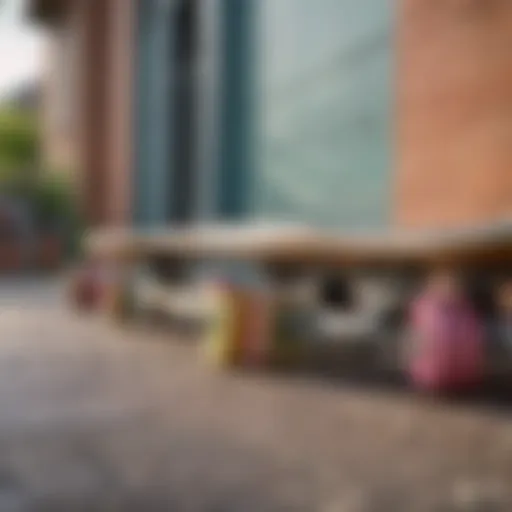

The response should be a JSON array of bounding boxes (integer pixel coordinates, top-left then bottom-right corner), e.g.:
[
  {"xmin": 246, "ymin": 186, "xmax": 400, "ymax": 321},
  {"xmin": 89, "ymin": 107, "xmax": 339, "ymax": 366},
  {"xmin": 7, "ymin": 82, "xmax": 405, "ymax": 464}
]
[{"xmin": 0, "ymin": 280, "xmax": 510, "ymax": 511}]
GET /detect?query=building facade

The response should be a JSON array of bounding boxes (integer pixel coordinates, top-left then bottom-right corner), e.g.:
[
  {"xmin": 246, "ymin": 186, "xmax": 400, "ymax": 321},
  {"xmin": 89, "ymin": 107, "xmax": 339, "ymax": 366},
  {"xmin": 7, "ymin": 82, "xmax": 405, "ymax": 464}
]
[
  {"xmin": 32, "ymin": 0, "xmax": 135, "ymax": 227},
  {"xmin": 31, "ymin": 0, "xmax": 512, "ymax": 231},
  {"xmin": 397, "ymin": 0, "xmax": 512, "ymax": 228},
  {"xmin": 131, "ymin": 0, "xmax": 393, "ymax": 229}
]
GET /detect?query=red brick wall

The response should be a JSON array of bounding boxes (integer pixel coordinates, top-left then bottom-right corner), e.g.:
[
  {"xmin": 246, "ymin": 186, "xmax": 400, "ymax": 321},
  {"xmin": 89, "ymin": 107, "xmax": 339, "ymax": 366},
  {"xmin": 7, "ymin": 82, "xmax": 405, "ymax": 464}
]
[
  {"xmin": 104, "ymin": 0, "xmax": 135, "ymax": 227},
  {"xmin": 42, "ymin": 0, "xmax": 134, "ymax": 228},
  {"xmin": 78, "ymin": 0, "xmax": 110, "ymax": 227},
  {"xmin": 396, "ymin": 0, "xmax": 512, "ymax": 228}
]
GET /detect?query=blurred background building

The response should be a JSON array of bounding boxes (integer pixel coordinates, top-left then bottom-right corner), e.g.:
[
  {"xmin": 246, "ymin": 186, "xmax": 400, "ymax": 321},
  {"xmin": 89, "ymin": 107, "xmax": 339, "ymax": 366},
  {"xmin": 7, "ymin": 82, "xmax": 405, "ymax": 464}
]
[{"xmin": 30, "ymin": 0, "xmax": 512, "ymax": 231}]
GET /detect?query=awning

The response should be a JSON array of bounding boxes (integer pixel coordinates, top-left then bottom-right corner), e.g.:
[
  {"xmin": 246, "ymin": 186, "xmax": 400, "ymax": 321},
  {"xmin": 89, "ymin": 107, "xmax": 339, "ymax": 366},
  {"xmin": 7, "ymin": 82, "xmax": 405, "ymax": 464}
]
[{"xmin": 85, "ymin": 218, "xmax": 512, "ymax": 268}]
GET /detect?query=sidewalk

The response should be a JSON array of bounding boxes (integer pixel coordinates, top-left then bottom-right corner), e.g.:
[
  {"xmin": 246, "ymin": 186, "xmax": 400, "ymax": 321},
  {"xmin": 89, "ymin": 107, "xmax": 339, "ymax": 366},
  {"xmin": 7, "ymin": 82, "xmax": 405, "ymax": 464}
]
[{"xmin": 0, "ymin": 280, "xmax": 509, "ymax": 511}]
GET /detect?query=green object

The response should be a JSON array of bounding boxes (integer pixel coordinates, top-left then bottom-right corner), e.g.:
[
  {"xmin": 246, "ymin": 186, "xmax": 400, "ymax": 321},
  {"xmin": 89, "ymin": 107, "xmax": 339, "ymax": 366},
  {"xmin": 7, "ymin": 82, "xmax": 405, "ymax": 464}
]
[
  {"xmin": 32, "ymin": 177, "xmax": 71, "ymax": 223},
  {"xmin": 0, "ymin": 108, "xmax": 38, "ymax": 176}
]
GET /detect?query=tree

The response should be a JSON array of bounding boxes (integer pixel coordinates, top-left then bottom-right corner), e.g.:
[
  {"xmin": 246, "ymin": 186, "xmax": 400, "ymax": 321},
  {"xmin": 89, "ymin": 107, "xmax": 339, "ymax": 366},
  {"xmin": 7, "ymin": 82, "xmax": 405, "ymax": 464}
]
[{"xmin": 0, "ymin": 107, "xmax": 39, "ymax": 185}]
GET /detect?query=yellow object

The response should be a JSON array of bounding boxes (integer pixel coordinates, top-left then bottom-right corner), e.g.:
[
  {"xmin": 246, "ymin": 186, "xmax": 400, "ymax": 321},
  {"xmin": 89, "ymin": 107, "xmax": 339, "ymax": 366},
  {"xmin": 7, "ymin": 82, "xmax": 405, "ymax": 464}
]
[
  {"xmin": 202, "ymin": 275, "xmax": 276, "ymax": 370},
  {"xmin": 106, "ymin": 282, "xmax": 128, "ymax": 323},
  {"xmin": 204, "ymin": 285, "xmax": 240, "ymax": 368}
]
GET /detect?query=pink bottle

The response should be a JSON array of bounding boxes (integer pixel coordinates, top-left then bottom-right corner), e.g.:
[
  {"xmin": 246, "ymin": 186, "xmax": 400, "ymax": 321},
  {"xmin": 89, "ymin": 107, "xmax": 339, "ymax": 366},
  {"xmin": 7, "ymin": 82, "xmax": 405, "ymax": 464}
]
[{"xmin": 407, "ymin": 273, "xmax": 484, "ymax": 393}]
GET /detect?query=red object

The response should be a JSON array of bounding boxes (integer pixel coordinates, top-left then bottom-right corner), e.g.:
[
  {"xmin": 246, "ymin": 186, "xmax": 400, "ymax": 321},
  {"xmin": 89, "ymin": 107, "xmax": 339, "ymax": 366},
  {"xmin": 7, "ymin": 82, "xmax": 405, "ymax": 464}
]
[
  {"xmin": 407, "ymin": 294, "xmax": 484, "ymax": 393},
  {"xmin": 38, "ymin": 235, "xmax": 63, "ymax": 269},
  {"xmin": 242, "ymin": 292, "xmax": 273, "ymax": 368},
  {"xmin": 0, "ymin": 242, "xmax": 23, "ymax": 272},
  {"xmin": 70, "ymin": 264, "xmax": 105, "ymax": 311}
]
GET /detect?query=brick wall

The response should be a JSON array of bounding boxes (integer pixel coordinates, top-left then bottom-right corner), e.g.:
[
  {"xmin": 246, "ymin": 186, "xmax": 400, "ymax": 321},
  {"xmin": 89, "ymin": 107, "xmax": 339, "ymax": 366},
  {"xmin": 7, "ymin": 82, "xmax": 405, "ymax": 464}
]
[
  {"xmin": 103, "ymin": 0, "xmax": 135, "ymax": 227},
  {"xmin": 38, "ymin": 0, "xmax": 134, "ymax": 228},
  {"xmin": 396, "ymin": 0, "xmax": 512, "ymax": 228},
  {"xmin": 78, "ymin": 0, "xmax": 112, "ymax": 227}
]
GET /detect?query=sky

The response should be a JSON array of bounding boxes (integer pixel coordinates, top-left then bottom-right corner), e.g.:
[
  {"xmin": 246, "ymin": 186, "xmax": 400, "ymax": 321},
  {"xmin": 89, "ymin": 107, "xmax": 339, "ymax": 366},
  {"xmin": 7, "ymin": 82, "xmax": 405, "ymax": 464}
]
[{"xmin": 0, "ymin": 0, "xmax": 44, "ymax": 97}]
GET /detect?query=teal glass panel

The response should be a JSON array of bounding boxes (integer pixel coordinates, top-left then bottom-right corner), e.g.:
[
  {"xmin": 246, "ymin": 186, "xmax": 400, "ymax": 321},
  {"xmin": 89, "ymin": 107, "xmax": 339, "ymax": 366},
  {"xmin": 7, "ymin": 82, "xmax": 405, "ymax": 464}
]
[
  {"xmin": 255, "ymin": 0, "xmax": 393, "ymax": 229},
  {"xmin": 216, "ymin": 0, "xmax": 255, "ymax": 219},
  {"xmin": 133, "ymin": 0, "xmax": 173, "ymax": 227}
]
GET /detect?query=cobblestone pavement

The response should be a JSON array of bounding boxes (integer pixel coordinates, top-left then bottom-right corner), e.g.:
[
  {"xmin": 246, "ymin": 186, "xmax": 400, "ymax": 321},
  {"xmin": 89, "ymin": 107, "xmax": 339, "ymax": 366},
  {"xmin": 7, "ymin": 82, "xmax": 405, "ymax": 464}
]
[{"xmin": 0, "ymin": 279, "xmax": 510, "ymax": 511}]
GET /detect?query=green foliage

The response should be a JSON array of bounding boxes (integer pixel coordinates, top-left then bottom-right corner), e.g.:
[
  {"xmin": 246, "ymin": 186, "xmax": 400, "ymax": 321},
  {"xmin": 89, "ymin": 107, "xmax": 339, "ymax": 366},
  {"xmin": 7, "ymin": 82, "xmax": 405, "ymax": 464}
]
[
  {"xmin": 30, "ymin": 175, "xmax": 74, "ymax": 226},
  {"xmin": 30, "ymin": 174, "xmax": 84, "ymax": 258},
  {"xmin": 0, "ymin": 106, "xmax": 83, "ymax": 258},
  {"xmin": 0, "ymin": 108, "xmax": 38, "ymax": 175}
]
